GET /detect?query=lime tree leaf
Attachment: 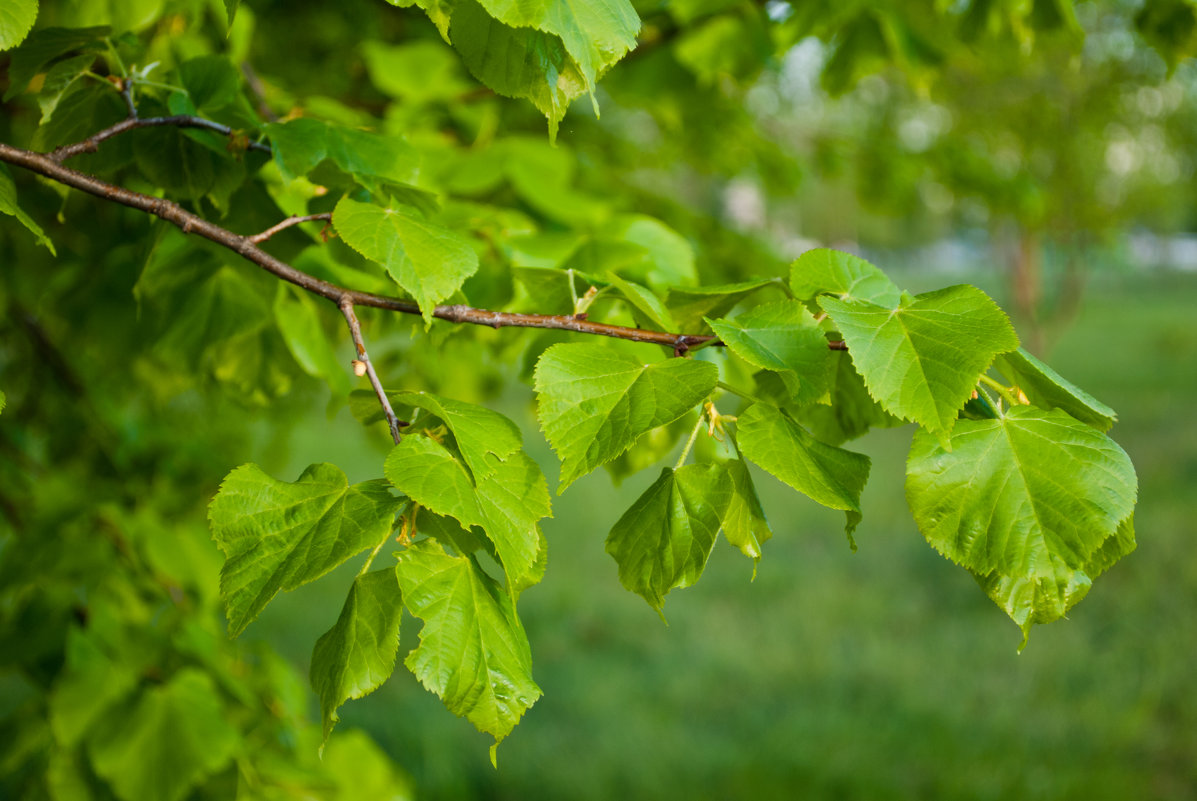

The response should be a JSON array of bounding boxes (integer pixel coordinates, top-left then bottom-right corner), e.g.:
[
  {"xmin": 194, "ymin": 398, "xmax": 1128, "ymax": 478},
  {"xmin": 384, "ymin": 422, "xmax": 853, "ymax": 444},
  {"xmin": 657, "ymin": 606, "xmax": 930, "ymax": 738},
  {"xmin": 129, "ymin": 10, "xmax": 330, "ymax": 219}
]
[
  {"xmin": 790, "ymin": 248, "xmax": 901, "ymax": 306},
  {"xmin": 86, "ymin": 669, "xmax": 239, "ymax": 801},
  {"xmin": 534, "ymin": 343, "xmax": 719, "ymax": 491},
  {"xmin": 666, "ymin": 278, "xmax": 776, "ymax": 332},
  {"xmin": 274, "ymin": 285, "xmax": 353, "ymax": 398},
  {"xmin": 607, "ymin": 214, "xmax": 696, "ymax": 290},
  {"xmin": 474, "ymin": 0, "xmax": 640, "ymax": 99},
  {"xmin": 34, "ymin": 53, "xmax": 97, "ymax": 122},
  {"xmin": 449, "ymin": 0, "xmax": 588, "ymax": 140},
  {"xmin": 0, "ymin": 390, "xmax": 5, "ymax": 414},
  {"xmin": 995, "ymin": 347, "xmax": 1117, "ymax": 431},
  {"xmin": 796, "ymin": 350, "xmax": 903, "ymax": 445},
  {"xmin": 722, "ymin": 458, "xmax": 772, "ymax": 562},
  {"xmin": 392, "ymin": 391, "xmax": 523, "ymax": 479},
  {"xmin": 708, "ymin": 300, "xmax": 832, "ymax": 406},
  {"xmin": 208, "ymin": 463, "xmax": 404, "ymax": 636},
  {"xmin": 1085, "ymin": 514, "xmax": 1136, "ymax": 580},
  {"xmin": 311, "ymin": 568, "xmax": 404, "ymax": 741},
  {"xmin": 0, "ymin": 164, "xmax": 56, "ymax": 254},
  {"xmin": 384, "ymin": 435, "xmax": 550, "ymax": 589},
  {"xmin": 4, "ymin": 26, "xmax": 108, "ymax": 101},
  {"xmin": 905, "ymin": 406, "xmax": 1138, "ymax": 639},
  {"xmin": 49, "ymin": 627, "xmax": 137, "ymax": 747},
  {"xmin": 607, "ymin": 272, "xmax": 676, "ymax": 332},
  {"xmin": 736, "ymin": 402, "xmax": 871, "ymax": 541},
  {"xmin": 263, "ymin": 118, "xmax": 420, "ymax": 189},
  {"xmin": 606, "ymin": 463, "xmax": 728, "ymax": 610},
  {"xmin": 395, "ymin": 539, "xmax": 540, "ymax": 748},
  {"xmin": 177, "ymin": 54, "xmax": 240, "ymax": 113},
  {"xmin": 819, "ymin": 285, "xmax": 1019, "ymax": 438},
  {"xmin": 0, "ymin": 0, "xmax": 37, "ymax": 52},
  {"xmin": 333, "ymin": 197, "xmax": 478, "ymax": 324},
  {"xmin": 223, "ymin": 0, "xmax": 239, "ymax": 26}
]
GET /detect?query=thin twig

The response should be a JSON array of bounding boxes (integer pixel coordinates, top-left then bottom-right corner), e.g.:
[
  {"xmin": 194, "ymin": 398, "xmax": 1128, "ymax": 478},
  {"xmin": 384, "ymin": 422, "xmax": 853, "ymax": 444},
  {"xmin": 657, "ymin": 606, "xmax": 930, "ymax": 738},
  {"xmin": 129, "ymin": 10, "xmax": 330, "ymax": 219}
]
[
  {"xmin": 247, "ymin": 213, "xmax": 332, "ymax": 244},
  {"xmin": 49, "ymin": 116, "xmax": 272, "ymax": 162},
  {"xmin": 120, "ymin": 79, "xmax": 137, "ymax": 118},
  {"xmin": 241, "ymin": 61, "xmax": 278, "ymax": 122},
  {"xmin": 339, "ymin": 297, "xmax": 403, "ymax": 444}
]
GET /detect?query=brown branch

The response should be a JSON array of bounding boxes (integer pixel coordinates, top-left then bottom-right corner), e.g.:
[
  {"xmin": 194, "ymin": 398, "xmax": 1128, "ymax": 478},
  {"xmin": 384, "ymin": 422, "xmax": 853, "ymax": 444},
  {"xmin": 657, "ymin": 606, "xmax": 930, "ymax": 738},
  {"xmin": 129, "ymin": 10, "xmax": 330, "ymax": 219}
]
[
  {"xmin": 50, "ymin": 116, "xmax": 272, "ymax": 162},
  {"xmin": 339, "ymin": 298, "xmax": 404, "ymax": 444},
  {"xmin": 247, "ymin": 213, "xmax": 333, "ymax": 244},
  {"xmin": 0, "ymin": 139, "xmax": 849, "ymax": 366}
]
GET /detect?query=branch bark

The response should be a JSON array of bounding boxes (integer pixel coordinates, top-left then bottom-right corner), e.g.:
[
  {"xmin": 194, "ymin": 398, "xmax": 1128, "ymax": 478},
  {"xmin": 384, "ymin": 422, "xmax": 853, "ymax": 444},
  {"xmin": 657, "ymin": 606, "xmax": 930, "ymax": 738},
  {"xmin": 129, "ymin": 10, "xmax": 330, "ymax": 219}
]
[{"xmin": 49, "ymin": 115, "xmax": 272, "ymax": 162}]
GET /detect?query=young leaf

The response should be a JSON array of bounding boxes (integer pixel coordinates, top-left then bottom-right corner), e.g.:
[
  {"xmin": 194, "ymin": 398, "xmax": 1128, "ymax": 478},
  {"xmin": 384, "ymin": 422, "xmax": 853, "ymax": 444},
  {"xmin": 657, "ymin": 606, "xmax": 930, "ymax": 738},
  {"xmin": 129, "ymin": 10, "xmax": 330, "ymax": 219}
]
[
  {"xmin": 311, "ymin": 568, "xmax": 404, "ymax": 742},
  {"xmin": 736, "ymin": 402, "xmax": 871, "ymax": 541},
  {"xmin": 722, "ymin": 458, "xmax": 772, "ymax": 562},
  {"xmin": 905, "ymin": 406, "xmax": 1138, "ymax": 639},
  {"xmin": 395, "ymin": 539, "xmax": 541, "ymax": 748},
  {"xmin": 384, "ymin": 436, "xmax": 549, "ymax": 589},
  {"xmin": 790, "ymin": 248, "xmax": 902, "ymax": 306},
  {"xmin": 0, "ymin": 0, "xmax": 37, "ymax": 52},
  {"xmin": 86, "ymin": 669, "xmax": 239, "ymax": 801},
  {"xmin": 208, "ymin": 463, "xmax": 404, "ymax": 636},
  {"xmin": 606, "ymin": 464, "xmax": 728, "ymax": 610},
  {"xmin": 534, "ymin": 343, "xmax": 719, "ymax": 490},
  {"xmin": 0, "ymin": 164, "xmax": 56, "ymax": 254},
  {"xmin": 994, "ymin": 347, "xmax": 1117, "ymax": 431},
  {"xmin": 819, "ymin": 285, "xmax": 1019, "ymax": 438},
  {"xmin": 333, "ymin": 197, "xmax": 479, "ymax": 324},
  {"xmin": 273, "ymin": 285, "xmax": 353, "ymax": 398},
  {"xmin": 708, "ymin": 300, "xmax": 832, "ymax": 406}
]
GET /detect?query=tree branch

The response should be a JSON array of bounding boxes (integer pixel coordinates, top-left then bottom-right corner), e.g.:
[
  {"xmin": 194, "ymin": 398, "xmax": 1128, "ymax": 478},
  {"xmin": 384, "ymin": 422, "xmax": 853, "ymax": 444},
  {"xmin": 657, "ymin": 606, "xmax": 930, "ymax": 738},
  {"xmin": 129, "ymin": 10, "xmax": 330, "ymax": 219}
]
[
  {"xmin": 0, "ymin": 139, "xmax": 848, "ymax": 364},
  {"xmin": 49, "ymin": 116, "xmax": 272, "ymax": 162},
  {"xmin": 339, "ymin": 298, "xmax": 404, "ymax": 444},
  {"xmin": 247, "ymin": 213, "xmax": 333, "ymax": 244}
]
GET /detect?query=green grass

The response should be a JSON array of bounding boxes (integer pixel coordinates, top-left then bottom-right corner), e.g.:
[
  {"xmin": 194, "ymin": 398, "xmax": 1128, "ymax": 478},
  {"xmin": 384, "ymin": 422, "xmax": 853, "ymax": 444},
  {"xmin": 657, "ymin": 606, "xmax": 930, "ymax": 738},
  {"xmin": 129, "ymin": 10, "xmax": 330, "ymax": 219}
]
[{"xmin": 248, "ymin": 267, "xmax": 1197, "ymax": 801}]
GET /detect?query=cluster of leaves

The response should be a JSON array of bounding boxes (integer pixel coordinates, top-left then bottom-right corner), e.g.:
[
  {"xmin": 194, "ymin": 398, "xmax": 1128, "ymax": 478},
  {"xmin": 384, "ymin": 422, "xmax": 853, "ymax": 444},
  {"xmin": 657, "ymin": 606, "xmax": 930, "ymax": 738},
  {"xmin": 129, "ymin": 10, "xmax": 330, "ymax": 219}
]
[{"xmin": 0, "ymin": 0, "xmax": 1143, "ymax": 779}]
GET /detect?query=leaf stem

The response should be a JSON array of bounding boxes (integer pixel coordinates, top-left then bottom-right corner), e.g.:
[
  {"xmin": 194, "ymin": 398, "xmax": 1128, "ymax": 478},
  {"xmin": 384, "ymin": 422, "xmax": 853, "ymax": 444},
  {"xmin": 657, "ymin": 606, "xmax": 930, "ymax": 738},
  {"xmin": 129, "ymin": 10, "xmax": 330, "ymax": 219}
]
[
  {"xmin": 978, "ymin": 374, "xmax": 1018, "ymax": 409},
  {"xmin": 675, "ymin": 411, "xmax": 706, "ymax": 470},
  {"xmin": 715, "ymin": 381, "xmax": 756, "ymax": 402}
]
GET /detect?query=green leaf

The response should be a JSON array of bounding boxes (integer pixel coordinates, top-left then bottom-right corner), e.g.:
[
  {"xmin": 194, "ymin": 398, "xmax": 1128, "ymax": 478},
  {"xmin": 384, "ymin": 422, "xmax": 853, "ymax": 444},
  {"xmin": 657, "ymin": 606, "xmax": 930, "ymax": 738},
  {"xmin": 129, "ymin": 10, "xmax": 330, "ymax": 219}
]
[
  {"xmin": 177, "ymin": 54, "xmax": 241, "ymax": 113},
  {"xmin": 606, "ymin": 272, "xmax": 676, "ymax": 332},
  {"xmin": 208, "ymin": 463, "xmax": 404, "ymax": 636},
  {"xmin": 87, "ymin": 669, "xmax": 239, "ymax": 801},
  {"xmin": 34, "ymin": 52, "xmax": 97, "ymax": 122},
  {"xmin": 223, "ymin": 0, "xmax": 239, "ymax": 26},
  {"xmin": 263, "ymin": 118, "xmax": 420, "ymax": 190},
  {"xmin": 905, "ymin": 406, "xmax": 1138, "ymax": 638},
  {"xmin": 605, "ymin": 464, "xmax": 727, "ymax": 610},
  {"xmin": 665, "ymin": 279, "xmax": 776, "ymax": 332},
  {"xmin": 0, "ymin": 164, "xmax": 56, "ymax": 254},
  {"xmin": 399, "ymin": 392, "xmax": 523, "ymax": 468},
  {"xmin": 0, "ymin": 0, "xmax": 37, "ymax": 52},
  {"xmin": 994, "ymin": 347, "xmax": 1117, "ymax": 431},
  {"xmin": 4, "ymin": 26, "xmax": 108, "ymax": 101},
  {"xmin": 736, "ymin": 402, "xmax": 871, "ymax": 541},
  {"xmin": 384, "ymin": 435, "xmax": 549, "ymax": 589},
  {"xmin": 708, "ymin": 300, "xmax": 832, "ymax": 405},
  {"xmin": 795, "ymin": 350, "xmax": 903, "ymax": 445},
  {"xmin": 49, "ymin": 627, "xmax": 137, "ymax": 747},
  {"xmin": 534, "ymin": 343, "xmax": 719, "ymax": 490},
  {"xmin": 606, "ymin": 214, "xmax": 697, "ymax": 290},
  {"xmin": 722, "ymin": 458, "xmax": 772, "ymax": 562},
  {"xmin": 790, "ymin": 248, "xmax": 901, "ymax": 306},
  {"xmin": 333, "ymin": 197, "xmax": 479, "ymax": 324},
  {"xmin": 311, "ymin": 568, "xmax": 404, "ymax": 742},
  {"xmin": 474, "ymin": 0, "xmax": 640, "ymax": 99},
  {"xmin": 819, "ymin": 285, "xmax": 1019, "ymax": 438},
  {"xmin": 449, "ymin": 0, "xmax": 588, "ymax": 141},
  {"xmin": 362, "ymin": 40, "xmax": 471, "ymax": 104},
  {"xmin": 0, "ymin": 390, "xmax": 5, "ymax": 415},
  {"xmin": 273, "ymin": 285, "xmax": 353, "ymax": 398},
  {"xmin": 395, "ymin": 539, "xmax": 540, "ymax": 746}
]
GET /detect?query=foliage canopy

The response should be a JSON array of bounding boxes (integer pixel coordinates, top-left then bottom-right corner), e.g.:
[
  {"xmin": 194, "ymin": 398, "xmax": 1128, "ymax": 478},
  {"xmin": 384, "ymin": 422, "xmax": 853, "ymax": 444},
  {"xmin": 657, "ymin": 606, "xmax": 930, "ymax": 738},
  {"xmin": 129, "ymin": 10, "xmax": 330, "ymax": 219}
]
[{"xmin": 2, "ymin": 0, "xmax": 1177, "ymax": 797}]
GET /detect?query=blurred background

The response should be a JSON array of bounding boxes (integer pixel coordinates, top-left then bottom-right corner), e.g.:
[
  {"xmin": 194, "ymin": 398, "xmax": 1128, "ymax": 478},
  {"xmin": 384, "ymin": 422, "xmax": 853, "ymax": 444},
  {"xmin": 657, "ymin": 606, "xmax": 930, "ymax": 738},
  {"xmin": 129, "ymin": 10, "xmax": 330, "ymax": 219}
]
[{"xmin": 3, "ymin": 0, "xmax": 1197, "ymax": 798}]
